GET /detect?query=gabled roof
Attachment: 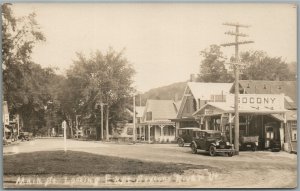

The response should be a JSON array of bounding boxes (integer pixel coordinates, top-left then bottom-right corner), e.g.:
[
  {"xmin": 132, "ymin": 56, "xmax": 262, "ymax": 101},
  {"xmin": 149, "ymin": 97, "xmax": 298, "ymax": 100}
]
[
  {"xmin": 174, "ymin": 100, "xmax": 182, "ymax": 113},
  {"xmin": 176, "ymin": 82, "xmax": 233, "ymax": 118},
  {"xmin": 231, "ymin": 80, "xmax": 297, "ymax": 109},
  {"xmin": 143, "ymin": 99, "xmax": 177, "ymax": 121},
  {"xmin": 188, "ymin": 82, "xmax": 233, "ymax": 100}
]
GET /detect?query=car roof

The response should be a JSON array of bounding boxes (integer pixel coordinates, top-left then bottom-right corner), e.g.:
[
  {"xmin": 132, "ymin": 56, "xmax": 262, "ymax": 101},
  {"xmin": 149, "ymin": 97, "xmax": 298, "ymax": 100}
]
[{"xmin": 192, "ymin": 129, "xmax": 221, "ymax": 133}]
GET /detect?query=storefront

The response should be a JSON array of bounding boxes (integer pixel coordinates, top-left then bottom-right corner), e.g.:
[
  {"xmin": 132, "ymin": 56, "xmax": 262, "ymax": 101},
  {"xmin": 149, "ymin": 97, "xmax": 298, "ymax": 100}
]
[{"xmin": 193, "ymin": 94, "xmax": 288, "ymax": 150}]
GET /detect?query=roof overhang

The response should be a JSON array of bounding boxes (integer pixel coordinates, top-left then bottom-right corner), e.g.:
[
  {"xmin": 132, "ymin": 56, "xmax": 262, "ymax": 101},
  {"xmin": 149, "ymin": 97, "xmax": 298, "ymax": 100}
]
[
  {"xmin": 170, "ymin": 117, "xmax": 196, "ymax": 122},
  {"xmin": 193, "ymin": 102, "xmax": 288, "ymax": 117}
]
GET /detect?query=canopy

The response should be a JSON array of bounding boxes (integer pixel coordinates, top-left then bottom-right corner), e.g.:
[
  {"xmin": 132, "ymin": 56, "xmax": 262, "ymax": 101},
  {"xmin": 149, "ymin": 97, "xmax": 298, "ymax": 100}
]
[{"xmin": 193, "ymin": 102, "xmax": 287, "ymax": 117}]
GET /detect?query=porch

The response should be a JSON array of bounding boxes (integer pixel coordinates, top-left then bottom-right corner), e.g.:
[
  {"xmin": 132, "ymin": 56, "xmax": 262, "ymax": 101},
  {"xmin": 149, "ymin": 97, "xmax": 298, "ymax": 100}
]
[{"xmin": 137, "ymin": 122, "xmax": 176, "ymax": 143}]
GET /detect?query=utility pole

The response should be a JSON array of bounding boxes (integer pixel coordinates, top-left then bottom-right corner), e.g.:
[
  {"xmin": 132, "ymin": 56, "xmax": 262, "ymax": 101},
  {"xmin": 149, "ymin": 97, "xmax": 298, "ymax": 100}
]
[
  {"xmin": 100, "ymin": 103, "xmax": 104, "ymax": 141},
  {"xmin": 100, "ymin": 102, "xmax": 108, "ymax": 141},
  {"xmin": 221, "ymin": 22, "xmax": 254, "ymax": 155},
  {"xmin": 133, "ymin": 95, "xmax": 136, "ymax": 142},
  {"xmin": 105, "ymin": 106, "xmax": 109, "ymax": 141},
  {"xmin": 75, "ymin": 115, "xmax": 81, "ymax": 138}
]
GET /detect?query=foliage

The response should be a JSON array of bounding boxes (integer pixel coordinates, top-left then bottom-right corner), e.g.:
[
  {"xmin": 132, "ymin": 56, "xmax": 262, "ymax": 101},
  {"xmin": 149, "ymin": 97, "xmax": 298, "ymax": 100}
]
[
  {"xmin": 199, "ymin": 45, "xmax": 234, "ymax": 83},
  {"xmin": 59, "ymin": 48, "xmax": 136, "ymax": 139},
  {"xmin": 198, "ymin": 45, "xmax": 295, "ymax": 83},
  {"xmin": 2, "ymin": 4, "xmax": 58, "ymax": 134},
  {"xmin": 240, "ymin": 51, "xmax": 296, "ymax": 81}
]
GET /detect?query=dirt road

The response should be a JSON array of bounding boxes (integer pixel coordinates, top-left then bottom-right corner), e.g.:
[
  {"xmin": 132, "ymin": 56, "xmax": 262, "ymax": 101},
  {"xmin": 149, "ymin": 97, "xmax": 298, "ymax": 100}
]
[{"xmin": 3, "ymin": 138, "xmax": 298, "ymax": 188}]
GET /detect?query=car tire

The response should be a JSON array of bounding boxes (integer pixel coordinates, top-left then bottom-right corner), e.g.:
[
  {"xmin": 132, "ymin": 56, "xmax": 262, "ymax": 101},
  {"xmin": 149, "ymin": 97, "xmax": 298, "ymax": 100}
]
[
  {"xmin": 177, "ymin": 139, "xmax": 184, "ymax": 147},
  {"xmin": 209, "ymin": 145, "xmax": 216, "ymax": 156},
  {"xmin": 191, "ymin": 143, "xmax": 197, "ymax": 154},
  {"xmin": 252, "ymin": 145, "xmax": 257, "ymax": 152},
  {"xmin": 228, "ymin": 152, "xmax": 233, "ymax": 157}
]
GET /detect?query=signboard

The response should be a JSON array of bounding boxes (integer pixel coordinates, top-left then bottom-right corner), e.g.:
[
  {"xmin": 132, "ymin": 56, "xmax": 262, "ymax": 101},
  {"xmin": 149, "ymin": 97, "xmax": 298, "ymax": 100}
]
[
  {"xmin": 227, "ymin": 94, "xmax": 285, "ymax": 109},
  {"xmin": 204, "ymin": 109, "xmax": 214, "ymax": 115}
]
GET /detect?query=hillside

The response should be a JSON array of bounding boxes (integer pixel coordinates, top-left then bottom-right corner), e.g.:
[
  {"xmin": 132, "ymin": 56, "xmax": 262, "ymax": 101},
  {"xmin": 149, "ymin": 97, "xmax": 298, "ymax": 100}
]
[{"xmin": 138, "ymin": 81, "xmax": 187, "ymax": 106}]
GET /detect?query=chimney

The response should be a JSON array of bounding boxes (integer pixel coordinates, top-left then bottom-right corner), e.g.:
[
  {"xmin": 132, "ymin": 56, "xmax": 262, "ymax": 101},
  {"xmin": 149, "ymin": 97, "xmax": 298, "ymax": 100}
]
[{"xmin": 190, "ymin": 74, "xmax": 197, "ymax": 82}]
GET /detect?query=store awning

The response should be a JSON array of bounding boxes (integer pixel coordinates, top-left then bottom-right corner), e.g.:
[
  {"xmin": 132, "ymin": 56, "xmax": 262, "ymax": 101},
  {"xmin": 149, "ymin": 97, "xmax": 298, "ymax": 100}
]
[
  {"xmin": 193, "ymin": 102, "xmax": 288, "ymax": 117},
  {"xmin": 271, "ymin": 110, "xmax": 297, "ymax": 122}
]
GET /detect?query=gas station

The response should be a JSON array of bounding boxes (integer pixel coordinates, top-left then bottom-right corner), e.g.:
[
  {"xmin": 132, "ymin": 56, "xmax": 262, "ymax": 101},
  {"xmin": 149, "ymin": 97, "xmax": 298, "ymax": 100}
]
[{"xmin": 193, "ymin": 94, "xmax": 289, "ymax": 150}]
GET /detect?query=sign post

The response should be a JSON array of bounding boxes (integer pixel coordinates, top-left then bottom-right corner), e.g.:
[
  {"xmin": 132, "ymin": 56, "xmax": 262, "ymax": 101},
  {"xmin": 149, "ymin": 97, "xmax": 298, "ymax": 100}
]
[{"xmin": 62, "ymin": 120, "xmax": 67, "ymax": 152}]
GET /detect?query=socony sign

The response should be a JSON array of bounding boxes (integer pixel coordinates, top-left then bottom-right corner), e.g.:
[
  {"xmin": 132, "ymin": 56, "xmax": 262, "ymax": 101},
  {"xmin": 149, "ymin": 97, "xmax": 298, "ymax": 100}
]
[{"xmin": 227, "ymin": 94, "xmax": 285, "ymax": 109}]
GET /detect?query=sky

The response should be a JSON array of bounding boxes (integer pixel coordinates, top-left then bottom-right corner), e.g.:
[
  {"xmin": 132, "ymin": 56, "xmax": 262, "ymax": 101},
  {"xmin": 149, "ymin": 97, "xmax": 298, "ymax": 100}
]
[{"xmin": 11, "ymin": 3, "xmax": 297, "ymax": 92}]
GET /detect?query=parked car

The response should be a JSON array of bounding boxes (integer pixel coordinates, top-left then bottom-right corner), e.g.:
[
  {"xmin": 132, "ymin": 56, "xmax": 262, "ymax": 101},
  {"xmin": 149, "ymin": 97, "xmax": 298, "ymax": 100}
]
[
  {"xmin": 269, "ymin": 140, "xmax": 281, "ymax": 152},
  {"xmin": 176, "ymin": 127, "xmax": 200, "ymax": 147},
  {"xmin": 240, "ymin": 136, "xmax": 259, "ymax": 151},
  {"xmin": 190, "ymin": 129, "xmax": 235, "ymax": 157},
  {"xmin": 18, "ymin": 132, "xmax": 30, "ymax": 141}
]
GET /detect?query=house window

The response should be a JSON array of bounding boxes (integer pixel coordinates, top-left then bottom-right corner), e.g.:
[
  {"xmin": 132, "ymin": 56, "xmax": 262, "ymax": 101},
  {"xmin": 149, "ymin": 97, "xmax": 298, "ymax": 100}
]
[
  {"xmin": 292, "ymin": 128, "xmax": 297, "ymax": 141},
  {"xmin": 146, "ymin": 112, "xmax": 152, "ymax": 121},
  {"xmin": 193, "ymin": 99, "xmax": 197, "ymax": 111}
]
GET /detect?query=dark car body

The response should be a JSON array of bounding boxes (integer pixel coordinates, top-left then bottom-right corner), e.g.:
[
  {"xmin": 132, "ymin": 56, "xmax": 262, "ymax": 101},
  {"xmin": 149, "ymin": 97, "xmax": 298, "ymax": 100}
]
[
  {"xmin": 18, "ymin": 132, "xmax": 30, "ymax": 141},
  {"xmin": 269, "ymin": 140, "xmax": 281, "ymax": 152},
  {"xmin": 176, "ymin": 127, "xmax": 200, "ymax": 147},
  {"xmin": 190, "ymin": 130, "xmax": 235, "ymax": 156}
]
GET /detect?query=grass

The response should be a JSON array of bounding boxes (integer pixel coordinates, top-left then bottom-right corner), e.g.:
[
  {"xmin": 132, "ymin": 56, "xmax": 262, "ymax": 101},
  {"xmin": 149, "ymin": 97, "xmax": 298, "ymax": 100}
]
[{"xmin": 4, "ymin": 150, "xmax": 211, "ymax": 175}]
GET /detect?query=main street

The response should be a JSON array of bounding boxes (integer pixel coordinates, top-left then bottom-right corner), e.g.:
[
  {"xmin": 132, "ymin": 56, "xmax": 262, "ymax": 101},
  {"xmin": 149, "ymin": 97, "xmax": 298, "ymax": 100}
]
[{"xmin": 3, "ymin": 138, "xmax": 297, "ymax": 188}]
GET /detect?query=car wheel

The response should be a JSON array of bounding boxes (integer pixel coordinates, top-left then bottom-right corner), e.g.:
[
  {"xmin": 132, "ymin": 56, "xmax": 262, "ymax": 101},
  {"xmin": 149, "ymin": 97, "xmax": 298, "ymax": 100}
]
[
  {"xmin": 191, "ymin": 143, "xmax": 197, "ymax": 154},
  {"xmin": 177, "ymin": 139, "xmax": 184, "ymax": 147},
  {"xmin": 228, "ymin": 152, "xmax": 233, "ymax": 157},
  {"xmin": 209, "ymin": 145, "xmax": 216, "ymax": 156},
  {"xmin": 252, "ymin": 145, "xmax": 257, "ymax": 152}
]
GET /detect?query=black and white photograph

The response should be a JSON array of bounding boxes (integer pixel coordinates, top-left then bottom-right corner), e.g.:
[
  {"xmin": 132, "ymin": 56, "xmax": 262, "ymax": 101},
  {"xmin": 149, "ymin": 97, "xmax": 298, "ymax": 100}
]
[{"xmin": 1, "ymin": 2, "xmax": 297, "ymax": 189}]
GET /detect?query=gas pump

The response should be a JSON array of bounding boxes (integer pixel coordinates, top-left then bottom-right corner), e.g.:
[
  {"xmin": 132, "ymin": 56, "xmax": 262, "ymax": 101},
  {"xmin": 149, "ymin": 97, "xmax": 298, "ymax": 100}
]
[{"xmin": 264, "ymin": 123, "xmax": 281, "ymax": 152}]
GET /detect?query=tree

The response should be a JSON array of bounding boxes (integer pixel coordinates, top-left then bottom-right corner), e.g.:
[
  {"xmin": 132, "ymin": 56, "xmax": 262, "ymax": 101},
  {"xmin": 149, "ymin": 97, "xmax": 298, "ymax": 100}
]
[
  {"xmin": 2, "ymin": 4, "xmax": 55, "ymax": 134},
  {"xmin": 59, "ymin": 48, "xmax": 135, "ymax": 140},
  {"xmin": 240, "ymin": 51, "xmax": 295, "ymax": 81},
  {"xmin": 199, "ymin": 45, "xmax": 234, "ymax": 82}
]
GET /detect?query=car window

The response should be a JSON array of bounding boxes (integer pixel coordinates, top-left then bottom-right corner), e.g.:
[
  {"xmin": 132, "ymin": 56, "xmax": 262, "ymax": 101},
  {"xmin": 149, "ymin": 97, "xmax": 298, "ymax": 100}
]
[
  {"xmin": 178, "ymin": 130, "xmax": 182, "ymax": 135},
  {"xmin": 207, "ymin": 133, "xmax": 221, "ymax": 139}
]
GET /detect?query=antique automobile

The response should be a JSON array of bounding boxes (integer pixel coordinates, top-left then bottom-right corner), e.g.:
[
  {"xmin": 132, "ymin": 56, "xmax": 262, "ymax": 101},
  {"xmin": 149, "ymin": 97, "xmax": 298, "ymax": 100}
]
[
  {"xmin": 18, "ymin": 132, "xmax": 31, "ymax": 141},
  {"xmin": 176, "ymin": 127, "xmax": 200, "ymax": 147},
  {"xmin": 269, "ymin": 139, "xmax": 281, "ymax": 152},
  {"xmin": 190, "ymin": 129, "xmax": 235, "ymax": 157},
  {"xmin": 240, "ymin": 136, "xmax": 259, "ymax": 151}
]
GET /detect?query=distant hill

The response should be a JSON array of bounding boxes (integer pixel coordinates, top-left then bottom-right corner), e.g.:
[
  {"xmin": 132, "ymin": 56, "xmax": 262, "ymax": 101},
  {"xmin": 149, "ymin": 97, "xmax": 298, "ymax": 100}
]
[{"xmin": 138, "ymin": 81, "xmax": 187, "ymax": 106}]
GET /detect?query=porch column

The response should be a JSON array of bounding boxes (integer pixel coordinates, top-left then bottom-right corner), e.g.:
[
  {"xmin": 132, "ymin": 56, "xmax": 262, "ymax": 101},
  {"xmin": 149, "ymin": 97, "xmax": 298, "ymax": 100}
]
[
  {"xmin": 220, "ymin": 114, "xmax": 223, "ymax": 133},
  {"xmin": 229, "ymin": 113, "xmax": 232, "ymax": 144},
  {"xmin": 282, "ymin": 113, "xmax": 287, "ymax": 151},
  {"xmin": 148, "ymin": 125, "xmax": 151, "ymax": 144},
  {"xmin": 159, "ymin": 125, "xmax": 164, "ymax": 142},
  {"xmin": 205, "ymin": 118, "xmax": 209, "ymax": 130}
]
